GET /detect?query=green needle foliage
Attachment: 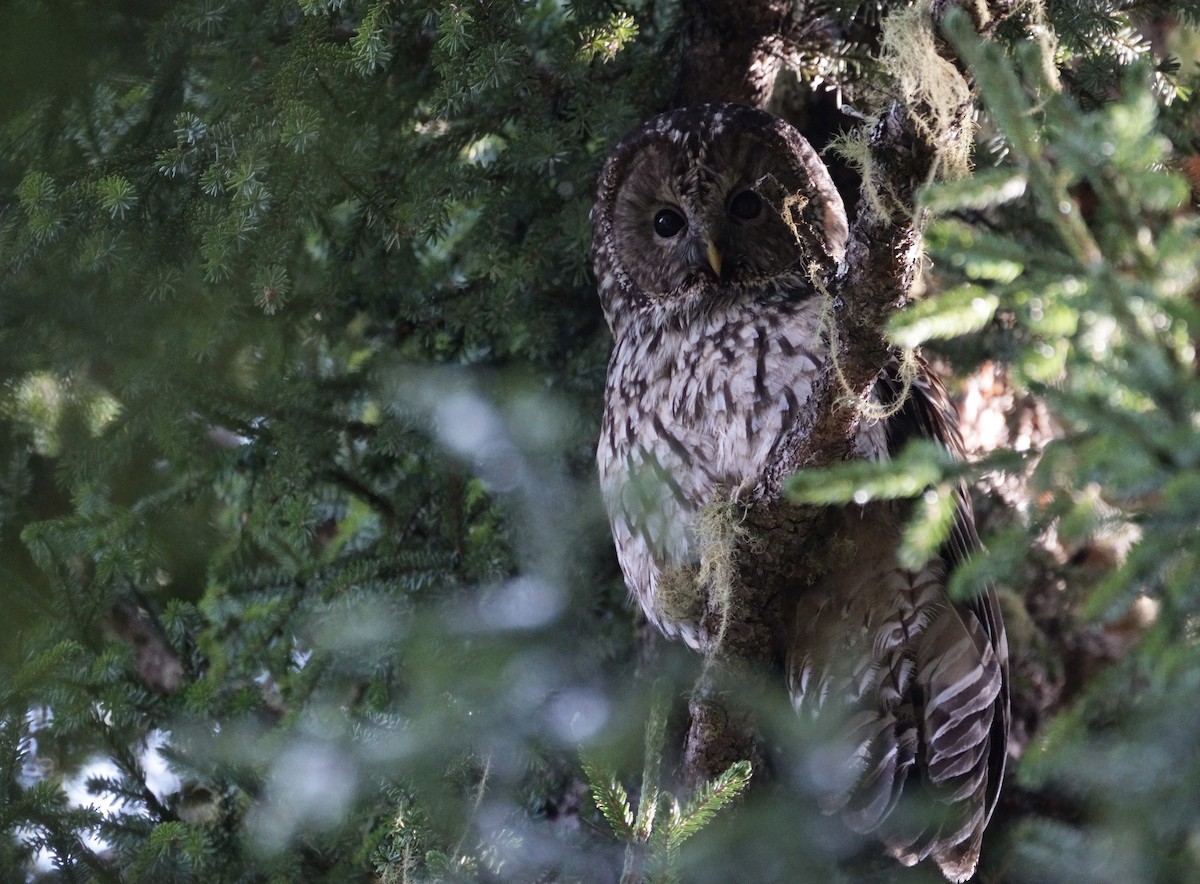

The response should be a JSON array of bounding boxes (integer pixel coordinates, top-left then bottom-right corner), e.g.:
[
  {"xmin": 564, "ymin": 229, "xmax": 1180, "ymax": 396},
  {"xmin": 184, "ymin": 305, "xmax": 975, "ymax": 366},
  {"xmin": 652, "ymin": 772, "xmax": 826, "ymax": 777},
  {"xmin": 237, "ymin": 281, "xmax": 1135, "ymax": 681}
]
[
  {"xmin": 793, "ymin": 5, "xmax": 1200, "ymax": 880},
  {"xmin": 583, "ymin": 688, "xmax": 752, "ymax": 884},
  {"xmin": 2, "ymin": 1, "xmax": 1200, "ymax": 882},
  {"xmin": 2, "ymin": 2, "xmax": 654, "ymax": 881}
]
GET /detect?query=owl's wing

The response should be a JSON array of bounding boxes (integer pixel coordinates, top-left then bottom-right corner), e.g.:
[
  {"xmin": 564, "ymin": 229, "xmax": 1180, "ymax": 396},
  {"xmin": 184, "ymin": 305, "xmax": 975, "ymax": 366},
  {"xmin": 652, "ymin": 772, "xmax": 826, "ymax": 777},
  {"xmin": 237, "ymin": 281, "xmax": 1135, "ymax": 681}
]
[
  {"xmin": 789, "ymin": 360, "xmax": 1009, "ymax": 883},
  {"xmin": 878, "ymin": 360, "xmax": 1010, "ymax": 822},
  {"xmin": 877, "ymin": 361, "xmax": 1009, "ymax": 880}
]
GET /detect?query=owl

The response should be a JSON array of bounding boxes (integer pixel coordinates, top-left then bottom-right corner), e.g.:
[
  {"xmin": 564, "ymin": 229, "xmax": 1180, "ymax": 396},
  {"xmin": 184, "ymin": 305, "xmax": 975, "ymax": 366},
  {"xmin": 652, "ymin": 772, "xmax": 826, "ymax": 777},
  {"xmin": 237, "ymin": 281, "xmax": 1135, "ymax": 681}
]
[{"xmin": 592, "ymin": 103, "xmax": 1008, "ymax": 882}]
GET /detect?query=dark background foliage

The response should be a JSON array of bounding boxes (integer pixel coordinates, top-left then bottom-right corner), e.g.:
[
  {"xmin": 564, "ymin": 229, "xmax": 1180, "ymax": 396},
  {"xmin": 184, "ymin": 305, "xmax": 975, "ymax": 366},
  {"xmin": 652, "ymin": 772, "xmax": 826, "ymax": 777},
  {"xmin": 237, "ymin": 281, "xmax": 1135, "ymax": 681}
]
[{"xmin": 2, "ymin": 1, "xmax": 1200, "ymax": 881}]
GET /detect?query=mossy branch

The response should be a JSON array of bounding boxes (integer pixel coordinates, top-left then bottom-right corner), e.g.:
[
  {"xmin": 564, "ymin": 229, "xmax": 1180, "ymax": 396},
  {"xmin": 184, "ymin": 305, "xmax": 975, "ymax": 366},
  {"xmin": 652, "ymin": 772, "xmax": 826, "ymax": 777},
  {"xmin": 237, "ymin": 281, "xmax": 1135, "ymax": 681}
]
[{"xmin": 780, "ymin": 1, "xmax": 1023, "ymax": 477}]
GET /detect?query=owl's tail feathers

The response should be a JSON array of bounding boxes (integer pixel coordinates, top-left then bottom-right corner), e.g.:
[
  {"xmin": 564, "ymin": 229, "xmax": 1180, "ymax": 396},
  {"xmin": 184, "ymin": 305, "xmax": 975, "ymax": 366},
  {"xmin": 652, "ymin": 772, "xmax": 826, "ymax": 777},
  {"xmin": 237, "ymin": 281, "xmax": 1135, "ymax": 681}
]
[
  {"xmin": 818, "ymin": 710, "xmax": 917, "ymax": 832},
  {"xmin": 817, "ymin": 711, "xmax": 976, "ymax": 881},
  {"xmin": 886, "ymin": 606, "xmax": 1005, "ymax": 882},
  {"xmin": 818, "ymin": 604, "xmax": 1003, "ymax": 882},
  {"xmin": 884, "ymin": 798, "xmax": 987, "ymax": 882}
]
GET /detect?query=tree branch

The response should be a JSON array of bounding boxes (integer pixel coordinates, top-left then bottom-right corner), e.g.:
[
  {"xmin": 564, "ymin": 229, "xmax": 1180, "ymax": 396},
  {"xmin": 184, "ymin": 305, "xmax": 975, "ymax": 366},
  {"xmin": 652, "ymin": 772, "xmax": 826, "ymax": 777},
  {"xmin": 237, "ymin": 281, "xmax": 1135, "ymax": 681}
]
[{"xmin": 671, "ymin": 0, "xmax": 803, "ymax": 107}]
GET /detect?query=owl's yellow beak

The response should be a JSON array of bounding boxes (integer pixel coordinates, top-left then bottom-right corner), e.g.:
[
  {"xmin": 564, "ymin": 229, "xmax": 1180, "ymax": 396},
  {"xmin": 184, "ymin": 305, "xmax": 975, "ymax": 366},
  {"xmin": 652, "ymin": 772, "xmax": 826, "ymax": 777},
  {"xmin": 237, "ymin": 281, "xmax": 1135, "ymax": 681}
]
[{"xmin": 706, "ymin": 241, "xmax": 723, "ymax": 279}]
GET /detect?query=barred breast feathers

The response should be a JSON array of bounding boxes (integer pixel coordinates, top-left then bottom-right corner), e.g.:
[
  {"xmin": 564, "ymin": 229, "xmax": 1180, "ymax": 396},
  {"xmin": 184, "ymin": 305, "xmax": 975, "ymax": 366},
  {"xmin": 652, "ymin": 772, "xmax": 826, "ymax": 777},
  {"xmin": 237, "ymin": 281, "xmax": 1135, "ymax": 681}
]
[{"xmin": 597, "ymin": 292, "xmax": 830, "ymax": 638}]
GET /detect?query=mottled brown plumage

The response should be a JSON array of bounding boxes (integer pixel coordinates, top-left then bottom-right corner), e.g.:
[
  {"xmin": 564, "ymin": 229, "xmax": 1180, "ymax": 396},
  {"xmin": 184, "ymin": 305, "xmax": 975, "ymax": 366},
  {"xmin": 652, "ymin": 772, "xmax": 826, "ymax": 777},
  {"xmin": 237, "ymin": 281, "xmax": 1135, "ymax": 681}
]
[{"xmin": 592, "ymin": 104, "xmax": 1008, "ymax": 882}]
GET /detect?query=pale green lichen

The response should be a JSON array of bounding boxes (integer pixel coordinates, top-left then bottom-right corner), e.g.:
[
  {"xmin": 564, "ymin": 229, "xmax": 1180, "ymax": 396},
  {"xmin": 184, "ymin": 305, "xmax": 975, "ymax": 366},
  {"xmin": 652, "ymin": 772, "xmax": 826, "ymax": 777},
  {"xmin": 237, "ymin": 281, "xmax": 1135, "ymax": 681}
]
[
  {"xmin": 881, "ymin": 1, "xmax": 974, "ymax": 183},
  {"xmin": 655, "ymin": 562, "xmax": 706, "ymax": 627},
  {"xmin": 654, "ymin": 496, "xmax": 753, "ymax": 656}
]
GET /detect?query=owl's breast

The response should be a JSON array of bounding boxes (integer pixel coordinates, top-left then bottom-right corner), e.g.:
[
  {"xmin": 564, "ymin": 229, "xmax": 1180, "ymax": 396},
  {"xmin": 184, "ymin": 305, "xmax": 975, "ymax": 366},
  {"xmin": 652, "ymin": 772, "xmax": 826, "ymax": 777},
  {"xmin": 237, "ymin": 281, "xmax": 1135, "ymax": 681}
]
[{"xmin": 598, "ymin": 296, "xmax": 828, "ymax": 640}]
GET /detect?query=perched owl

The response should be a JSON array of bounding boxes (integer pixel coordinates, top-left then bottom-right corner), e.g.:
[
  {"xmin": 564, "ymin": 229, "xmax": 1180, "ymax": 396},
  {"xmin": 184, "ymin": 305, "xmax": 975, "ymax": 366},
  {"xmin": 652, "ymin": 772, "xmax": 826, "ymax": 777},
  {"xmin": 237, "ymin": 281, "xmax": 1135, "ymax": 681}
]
[{"xmin": 592, "ymin": 104, "xmax": 1008, "ymax": 882}]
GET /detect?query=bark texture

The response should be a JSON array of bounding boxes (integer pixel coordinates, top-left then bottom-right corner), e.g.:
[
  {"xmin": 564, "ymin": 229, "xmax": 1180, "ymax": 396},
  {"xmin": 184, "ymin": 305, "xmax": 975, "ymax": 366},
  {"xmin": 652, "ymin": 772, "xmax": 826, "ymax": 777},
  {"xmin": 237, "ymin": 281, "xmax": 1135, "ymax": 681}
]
[{"xmin": 670, "ymin": 0, "xmax": 796, "ymax": 107}]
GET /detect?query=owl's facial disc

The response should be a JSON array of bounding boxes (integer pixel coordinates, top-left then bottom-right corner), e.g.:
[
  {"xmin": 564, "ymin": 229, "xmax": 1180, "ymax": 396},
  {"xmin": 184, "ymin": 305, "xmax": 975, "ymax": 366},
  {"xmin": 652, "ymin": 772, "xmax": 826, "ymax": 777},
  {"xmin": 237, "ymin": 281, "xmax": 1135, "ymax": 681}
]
[
  {"xmin": 608, "ymin": 131, "xmax": 812, "ymax": 302},
  {"xmin": 594, "ymin": 104, "xmax": 849, "ymax": 333},
  {"xmin": 649, "ymin": 202, "xmax": 723, "ymax": 280}
]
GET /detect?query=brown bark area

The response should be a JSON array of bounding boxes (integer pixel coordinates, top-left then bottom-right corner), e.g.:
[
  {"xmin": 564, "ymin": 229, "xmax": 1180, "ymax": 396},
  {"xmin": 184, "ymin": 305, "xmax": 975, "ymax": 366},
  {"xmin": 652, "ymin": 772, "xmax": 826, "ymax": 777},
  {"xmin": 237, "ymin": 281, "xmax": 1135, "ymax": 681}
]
[
  {"xmin": 106, "ymin": 594, "xmax": 184, "ymax": 694},
  {"xmin": 680, "ymin": 500, "xmax": 829, "ymax": 787},
  {"xmin": 670, "ymin": 0, "xmax": 795, "ymax": 108}
]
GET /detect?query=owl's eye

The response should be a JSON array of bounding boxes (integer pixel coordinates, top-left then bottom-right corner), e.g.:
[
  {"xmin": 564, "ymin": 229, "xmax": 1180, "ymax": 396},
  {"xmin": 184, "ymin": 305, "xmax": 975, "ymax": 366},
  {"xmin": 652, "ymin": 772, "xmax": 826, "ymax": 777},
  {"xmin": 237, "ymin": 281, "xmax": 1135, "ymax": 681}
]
[
  {"xmin": 729, "ymin": 190, "xmax": 762, "ymax": 220},
  {"xmin": 653, "ymin": 208, "xmax": 687, "ymax": 238}
]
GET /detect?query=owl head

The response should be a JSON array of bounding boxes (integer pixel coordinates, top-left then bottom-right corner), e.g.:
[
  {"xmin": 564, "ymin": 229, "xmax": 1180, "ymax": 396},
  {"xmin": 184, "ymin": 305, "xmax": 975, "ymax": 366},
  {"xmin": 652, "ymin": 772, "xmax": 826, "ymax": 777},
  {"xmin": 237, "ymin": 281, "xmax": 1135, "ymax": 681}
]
[{"xmin": 592, "ymin": 103, "xmax": 848, "ymax": 330}]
